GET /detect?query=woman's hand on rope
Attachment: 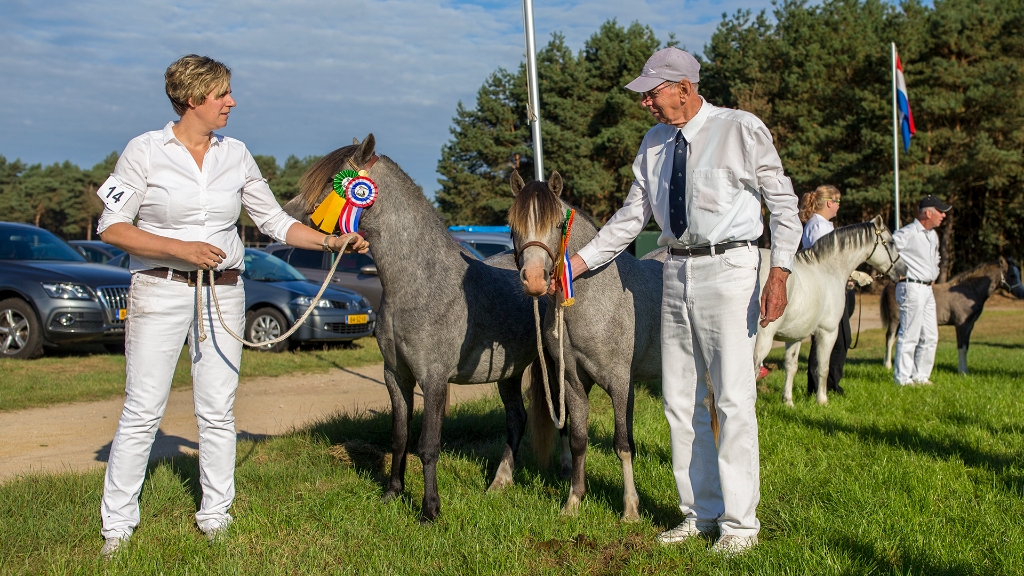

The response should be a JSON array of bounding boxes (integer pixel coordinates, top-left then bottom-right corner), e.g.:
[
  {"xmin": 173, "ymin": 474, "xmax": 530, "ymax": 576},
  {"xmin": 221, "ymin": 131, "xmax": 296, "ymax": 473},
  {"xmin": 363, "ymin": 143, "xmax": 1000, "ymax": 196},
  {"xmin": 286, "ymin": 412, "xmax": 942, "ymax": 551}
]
[
  {"xmin": 178, "ymin": 241, "xmax": 226, "ymax": 269},
  {"xmin": 329, "ymin": 233, "xmax": 369, "ymax": 254}
]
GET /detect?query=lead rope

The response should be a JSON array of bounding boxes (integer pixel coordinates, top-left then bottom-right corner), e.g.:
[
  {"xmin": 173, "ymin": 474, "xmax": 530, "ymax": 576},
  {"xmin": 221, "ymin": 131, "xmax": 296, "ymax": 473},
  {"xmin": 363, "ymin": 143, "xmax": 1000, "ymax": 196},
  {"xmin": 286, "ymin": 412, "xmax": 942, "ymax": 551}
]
[
  {"xmin": 533, "ymin": 297, "xmax": 566, "ymax": 429},
  {"xmin": 196, "ymin": 237, "xmax": 351, "ymax": 347},
  {"xmin": 849, "ymin": 289, "xmax": 864, "ymax": 350}
]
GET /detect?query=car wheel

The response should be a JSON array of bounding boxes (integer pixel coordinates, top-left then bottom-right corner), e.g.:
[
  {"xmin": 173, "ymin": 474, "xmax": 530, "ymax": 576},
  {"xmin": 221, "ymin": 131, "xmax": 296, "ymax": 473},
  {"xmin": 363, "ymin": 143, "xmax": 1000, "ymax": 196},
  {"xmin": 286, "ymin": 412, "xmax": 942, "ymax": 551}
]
[
  {"xmin": 0, "ymin": 298, "xmax": 44, "ymax": 359},
  {"xmin": 245, "ymin": 307, "xmax": 290, "ymax": 353}
]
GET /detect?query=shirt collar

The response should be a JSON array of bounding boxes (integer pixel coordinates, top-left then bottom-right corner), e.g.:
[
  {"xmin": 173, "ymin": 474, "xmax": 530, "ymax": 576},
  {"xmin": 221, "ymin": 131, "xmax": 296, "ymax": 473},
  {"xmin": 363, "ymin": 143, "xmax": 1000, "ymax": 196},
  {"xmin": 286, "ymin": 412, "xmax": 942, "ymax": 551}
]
[
  {"xmin": 679, "ymin": 97, "xmax": 712, "ymax": 142},
  {"xmin": 160, "ymin": 120, "xmax": 225, "ymax": 147},
  {"xmin": 911, "ymin": 218, "xmax": 927, "ymax": 233}
]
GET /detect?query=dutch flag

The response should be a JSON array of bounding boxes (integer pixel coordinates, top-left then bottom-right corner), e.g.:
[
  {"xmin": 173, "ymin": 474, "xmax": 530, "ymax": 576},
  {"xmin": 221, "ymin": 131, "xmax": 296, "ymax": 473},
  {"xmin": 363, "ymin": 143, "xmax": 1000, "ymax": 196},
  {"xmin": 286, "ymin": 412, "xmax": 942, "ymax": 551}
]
[{"xmin": 895, "ymin": 51, "xmax": 916, "ymax": 151}]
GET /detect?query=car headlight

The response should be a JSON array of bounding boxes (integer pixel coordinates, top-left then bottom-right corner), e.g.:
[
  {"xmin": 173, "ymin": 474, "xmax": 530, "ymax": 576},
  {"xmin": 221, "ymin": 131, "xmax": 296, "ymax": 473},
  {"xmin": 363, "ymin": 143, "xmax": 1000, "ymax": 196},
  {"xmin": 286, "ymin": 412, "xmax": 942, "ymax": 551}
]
[
  {"xmin": 290, "ymin": 296, "xmax": 333, "ymax": 308},
  {"xmin": 41, "ymin": 282, "xmax": 94, "ymax": 300},
  {"xmin": 359, "ymin": 297, "xmax": 371, "ymax": 311}
]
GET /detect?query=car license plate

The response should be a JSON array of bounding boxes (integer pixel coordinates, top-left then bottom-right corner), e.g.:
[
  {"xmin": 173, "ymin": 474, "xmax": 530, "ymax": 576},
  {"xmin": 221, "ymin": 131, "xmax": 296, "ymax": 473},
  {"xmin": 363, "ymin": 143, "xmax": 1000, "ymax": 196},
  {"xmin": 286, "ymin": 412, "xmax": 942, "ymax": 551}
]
[
  {"xmin": 347, "ymin": 314, "xmax": 368, "ymax": 325},
  {"xmin": 118, "ymin": 309, "xmax": 127, "ymax": 320}
]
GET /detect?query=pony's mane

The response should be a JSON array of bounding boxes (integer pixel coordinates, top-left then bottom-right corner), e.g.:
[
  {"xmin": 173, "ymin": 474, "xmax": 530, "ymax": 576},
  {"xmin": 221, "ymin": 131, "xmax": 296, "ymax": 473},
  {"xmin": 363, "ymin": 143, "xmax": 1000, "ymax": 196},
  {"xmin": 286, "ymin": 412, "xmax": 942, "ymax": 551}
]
[
  {"xmin": 947, "ymin": 260, "xmax": 1001, "ymax": 286},
  {"xmin": 508, "ymin": 180, "xmax": 565, "ymax": 236},
  {"xmin": 297, "ymin": 144, "xmax": 359, "ymax": 214},
  {"xmin": 796, "ymin": 220, "xmax": 876, "ymax": 265}
]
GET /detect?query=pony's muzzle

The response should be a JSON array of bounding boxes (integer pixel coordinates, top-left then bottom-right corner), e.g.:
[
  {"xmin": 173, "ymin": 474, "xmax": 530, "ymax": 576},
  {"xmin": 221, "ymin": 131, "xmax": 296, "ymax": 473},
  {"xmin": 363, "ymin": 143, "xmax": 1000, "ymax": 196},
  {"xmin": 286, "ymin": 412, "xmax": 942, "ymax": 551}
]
[{"xmin": 521, "ymin": 266, "xmax": 551, "ymax": 297}]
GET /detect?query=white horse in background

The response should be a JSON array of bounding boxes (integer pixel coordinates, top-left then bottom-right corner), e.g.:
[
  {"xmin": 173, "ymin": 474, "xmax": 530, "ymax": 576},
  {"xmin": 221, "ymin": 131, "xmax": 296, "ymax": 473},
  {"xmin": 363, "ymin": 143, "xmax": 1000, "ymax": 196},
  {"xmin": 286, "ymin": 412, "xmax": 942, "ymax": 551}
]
[{"xmin": 754, "ymin": 216, "xmax": 907, "ymax": 406}]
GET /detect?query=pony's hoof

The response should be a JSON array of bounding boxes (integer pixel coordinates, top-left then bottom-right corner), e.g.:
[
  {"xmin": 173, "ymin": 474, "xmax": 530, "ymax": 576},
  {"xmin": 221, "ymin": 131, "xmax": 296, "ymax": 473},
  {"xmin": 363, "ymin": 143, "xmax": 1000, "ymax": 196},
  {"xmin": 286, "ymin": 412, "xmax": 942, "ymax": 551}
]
[
  {"xmin": 783, "ymin": 399, "xmax": 794, "ymax": 408},
  {"xmin": 816, "ymin": 398, "xmax": 829, "ymax": 406},
  {"xmin": 382, "ymin": 489, "xmax": 401, "ymax": 503},
  {"xmin": 560, "ymin": 495, "xmax": 582, "ymax": 517},
  {"xmin": 621, "ymin": 510, "xmax": 641, "ymax": 523},
  {"xmin": 486, "ymin": 476, "xmax": 513, "ymax": 493}
]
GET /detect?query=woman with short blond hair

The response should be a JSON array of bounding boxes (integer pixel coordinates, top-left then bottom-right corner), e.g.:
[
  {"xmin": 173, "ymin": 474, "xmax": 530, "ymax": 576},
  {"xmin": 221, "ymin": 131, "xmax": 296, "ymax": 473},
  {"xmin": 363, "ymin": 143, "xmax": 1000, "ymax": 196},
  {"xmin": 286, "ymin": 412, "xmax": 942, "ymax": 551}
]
[{"xmin": 96, "ymin": 54, "xmax": 367, "ymax": 557}]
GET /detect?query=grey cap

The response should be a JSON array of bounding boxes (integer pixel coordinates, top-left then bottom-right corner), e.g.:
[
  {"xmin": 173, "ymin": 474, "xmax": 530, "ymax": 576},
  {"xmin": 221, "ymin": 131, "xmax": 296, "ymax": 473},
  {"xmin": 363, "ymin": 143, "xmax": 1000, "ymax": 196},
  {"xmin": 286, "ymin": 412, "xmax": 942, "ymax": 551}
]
[{"xmin": 624, "ymin": 47, "xmax": 700, "ymax": 93}]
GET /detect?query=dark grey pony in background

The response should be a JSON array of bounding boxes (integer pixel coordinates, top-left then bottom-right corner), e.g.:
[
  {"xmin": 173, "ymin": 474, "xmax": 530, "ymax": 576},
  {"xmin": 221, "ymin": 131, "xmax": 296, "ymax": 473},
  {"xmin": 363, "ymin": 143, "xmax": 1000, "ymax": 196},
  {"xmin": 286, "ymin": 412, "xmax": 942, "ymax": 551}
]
[
  {"xmin": 881, "ymin": 257, "xmax": 1024, "ymax": 374},
  {"xmin": 284, "ymin": 135, "xmax": 543, "ymax": 521},
  {"xmin": 507, "ymin": 170, "xmax": 665, "ymax": 522},
  {"xmin": 753, "ymin": 216, "xmax": 907, "ymax": 405}
]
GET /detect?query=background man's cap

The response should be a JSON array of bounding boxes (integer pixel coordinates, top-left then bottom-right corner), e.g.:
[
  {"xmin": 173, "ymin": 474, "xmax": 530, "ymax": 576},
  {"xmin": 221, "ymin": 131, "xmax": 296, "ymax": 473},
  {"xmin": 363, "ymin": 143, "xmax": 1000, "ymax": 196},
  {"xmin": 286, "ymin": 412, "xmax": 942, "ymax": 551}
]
[
  {"xmin": 624, "ymin": 47, "xmax": 700, "ymax": 93},
  {"xmin": 918, "ymin": 195, "xmax": 952, "ymax": 212}
]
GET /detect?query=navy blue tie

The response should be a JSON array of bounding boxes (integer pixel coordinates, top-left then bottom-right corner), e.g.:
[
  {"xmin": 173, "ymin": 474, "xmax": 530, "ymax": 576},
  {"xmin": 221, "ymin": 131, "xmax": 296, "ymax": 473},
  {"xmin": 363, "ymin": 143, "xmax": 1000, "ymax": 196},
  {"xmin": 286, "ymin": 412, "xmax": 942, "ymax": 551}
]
[{"xmin": 669, "ymin": 131, "xmax": 687, "ymax": 238}]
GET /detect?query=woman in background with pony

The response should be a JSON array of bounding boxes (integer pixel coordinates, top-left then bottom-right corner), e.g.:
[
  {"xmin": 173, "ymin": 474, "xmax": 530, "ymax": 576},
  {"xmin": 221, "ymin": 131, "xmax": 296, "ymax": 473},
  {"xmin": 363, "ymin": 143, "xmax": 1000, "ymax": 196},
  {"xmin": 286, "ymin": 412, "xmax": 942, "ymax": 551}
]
[{"xmin": 799, "ymin": 185, "xmax": 854, "ymax": 396}]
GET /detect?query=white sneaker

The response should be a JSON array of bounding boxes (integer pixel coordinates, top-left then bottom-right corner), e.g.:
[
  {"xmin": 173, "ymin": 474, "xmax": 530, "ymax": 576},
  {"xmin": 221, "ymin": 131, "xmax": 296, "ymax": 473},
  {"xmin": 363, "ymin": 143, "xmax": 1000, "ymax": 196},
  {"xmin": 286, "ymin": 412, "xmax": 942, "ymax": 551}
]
[
  {"xmin": 711, "ymin": 534, "xmax": 758, "ymax": 556},
  {"xmin": 656, "ymin": 518, "xmax": 718, "ymax": 544},
  {"xmin": 201, "ymin": 521, "xmax": 231, "ymax": 543},
  {"xmin": 914, "ymin": 379, "xmax": 934, "ymax": 386},
  {"xmin": 100, "ymin": 534, "xmax": 129, "ymax": 559}
]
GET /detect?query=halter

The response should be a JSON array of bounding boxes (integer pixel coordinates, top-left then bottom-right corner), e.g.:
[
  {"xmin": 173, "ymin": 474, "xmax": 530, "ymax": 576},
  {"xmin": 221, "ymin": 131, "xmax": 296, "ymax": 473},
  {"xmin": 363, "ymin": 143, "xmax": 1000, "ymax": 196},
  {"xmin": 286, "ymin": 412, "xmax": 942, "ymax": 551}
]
[
  {"xmin": 868, "ymin": 227, "xmax": 901, "ymax": 277},
  {"xmin": 1000, "ymin": 267, "xmax": 1023, "ymax": 292}
]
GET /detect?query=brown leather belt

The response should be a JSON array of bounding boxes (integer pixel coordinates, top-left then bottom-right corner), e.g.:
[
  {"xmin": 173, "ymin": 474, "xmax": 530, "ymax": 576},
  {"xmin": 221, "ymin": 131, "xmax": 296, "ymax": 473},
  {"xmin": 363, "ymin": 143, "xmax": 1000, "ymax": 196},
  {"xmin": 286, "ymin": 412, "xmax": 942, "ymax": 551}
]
[
  {"xmin": 669, "ymin": 240, "xmax": 754, "ymax": 257},
  {"xmin": 137, "ymin": 268, "xmax": 240, "ymax": 286}
]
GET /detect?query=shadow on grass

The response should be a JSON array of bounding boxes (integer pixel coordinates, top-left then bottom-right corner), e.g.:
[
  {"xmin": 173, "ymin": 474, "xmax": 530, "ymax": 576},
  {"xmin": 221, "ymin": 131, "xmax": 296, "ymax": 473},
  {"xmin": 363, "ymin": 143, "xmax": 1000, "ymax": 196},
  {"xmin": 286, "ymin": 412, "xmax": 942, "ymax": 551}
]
[
  {"xmin": 780, "ymin": 411, "xmax": 1024, "ymax": 497},
  {"xmin": 835, "ymin": 534, "xmax": 978, "ymax": 575}
]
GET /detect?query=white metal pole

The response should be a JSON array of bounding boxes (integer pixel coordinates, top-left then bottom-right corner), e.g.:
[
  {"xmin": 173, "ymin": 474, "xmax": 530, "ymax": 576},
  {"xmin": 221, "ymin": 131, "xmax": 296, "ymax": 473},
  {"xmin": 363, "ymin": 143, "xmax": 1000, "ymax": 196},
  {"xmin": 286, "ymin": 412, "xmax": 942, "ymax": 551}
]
[
  {"xmin": 892, "ymin": 42, "xmax": 901, "ymax": 229},
  {"xmin": 522, "ymin": 0, "xmax": 544, "ymax": 181}
]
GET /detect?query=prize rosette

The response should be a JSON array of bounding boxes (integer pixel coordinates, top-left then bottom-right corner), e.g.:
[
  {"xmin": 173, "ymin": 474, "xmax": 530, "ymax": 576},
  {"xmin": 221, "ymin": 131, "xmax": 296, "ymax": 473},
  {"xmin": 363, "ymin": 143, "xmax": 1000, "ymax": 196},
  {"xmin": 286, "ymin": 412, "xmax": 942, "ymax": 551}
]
[{"xmin": 344, "ymin": 176, "xmax": 378, "ymax": 208}]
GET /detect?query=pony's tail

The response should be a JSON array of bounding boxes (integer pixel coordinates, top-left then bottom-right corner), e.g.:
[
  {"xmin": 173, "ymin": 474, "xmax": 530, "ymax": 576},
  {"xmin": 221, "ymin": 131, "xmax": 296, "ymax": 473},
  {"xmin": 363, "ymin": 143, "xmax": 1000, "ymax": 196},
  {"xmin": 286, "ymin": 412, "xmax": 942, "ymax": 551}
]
[
  {"xmin": 880, "ymin": 280, "xmax": 897, "ymax": 329},
  {"xmin": 527, "ymin": 356, "xmax": 557, "ymax": 470}
]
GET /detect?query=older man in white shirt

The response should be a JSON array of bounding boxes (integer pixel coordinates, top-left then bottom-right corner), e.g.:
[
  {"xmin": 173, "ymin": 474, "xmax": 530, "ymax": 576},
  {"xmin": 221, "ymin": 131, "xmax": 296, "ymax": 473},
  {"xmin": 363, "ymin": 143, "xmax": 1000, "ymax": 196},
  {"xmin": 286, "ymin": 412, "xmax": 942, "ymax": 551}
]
[
  {"xmin": 567, "ymin": 47, "xmax": 801, "ymax": 555},
  {"xmin": 891, "ymin": 195, "xmax": 951, "ymax": 386}
]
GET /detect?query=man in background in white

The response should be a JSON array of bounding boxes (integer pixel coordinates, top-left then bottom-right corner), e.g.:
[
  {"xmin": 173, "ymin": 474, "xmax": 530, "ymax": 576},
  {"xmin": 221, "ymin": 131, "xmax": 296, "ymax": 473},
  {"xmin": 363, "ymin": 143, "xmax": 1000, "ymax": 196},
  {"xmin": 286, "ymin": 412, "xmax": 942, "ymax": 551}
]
[
  {"xmin": 892, "ymin": 195, "xmax": 951, "ymax": 386},
  {"xmin": 566, "ymin": 47, "xmax": 801, "ymax": 555}
]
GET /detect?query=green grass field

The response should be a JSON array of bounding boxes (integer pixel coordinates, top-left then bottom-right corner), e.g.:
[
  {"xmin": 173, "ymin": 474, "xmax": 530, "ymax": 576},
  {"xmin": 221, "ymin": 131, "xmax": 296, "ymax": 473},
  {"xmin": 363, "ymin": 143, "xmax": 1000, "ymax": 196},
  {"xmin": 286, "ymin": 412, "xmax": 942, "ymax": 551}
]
[
  {"xmin": 0, "ymin": 312, "xmax": 1021, "ymax": 574},
  {"xmin": 0, "ymin": 338, "xmax": 383, "ymax": 412}
]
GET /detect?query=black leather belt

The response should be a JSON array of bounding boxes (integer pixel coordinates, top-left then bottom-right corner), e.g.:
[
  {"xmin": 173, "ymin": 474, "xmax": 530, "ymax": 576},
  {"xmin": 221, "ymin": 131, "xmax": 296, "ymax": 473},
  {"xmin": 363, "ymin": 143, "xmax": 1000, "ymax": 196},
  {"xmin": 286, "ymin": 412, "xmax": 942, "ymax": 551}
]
[
  {"xmin": 898, "ymin": 278, "xmax": 933, "ymax": 286},
  {"xmin": 137, "ymin": 267, "xmax": 240, "ymax": 286},
  {"xmin": 669, "ymin": 240, "xmax": 754, "ymax": 257}
]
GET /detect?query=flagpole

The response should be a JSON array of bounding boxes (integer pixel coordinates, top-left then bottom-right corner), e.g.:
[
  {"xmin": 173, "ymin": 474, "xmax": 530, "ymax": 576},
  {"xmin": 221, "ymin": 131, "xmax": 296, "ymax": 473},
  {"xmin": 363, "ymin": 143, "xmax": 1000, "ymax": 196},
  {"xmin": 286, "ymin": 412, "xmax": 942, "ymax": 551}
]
[
  {"xmin": 522, "ymin": 0, "xmax": 544, "ymax": 181},
  {"xmin": 891, "ymin": 42, "xmax": 901, "ymax": 229}
]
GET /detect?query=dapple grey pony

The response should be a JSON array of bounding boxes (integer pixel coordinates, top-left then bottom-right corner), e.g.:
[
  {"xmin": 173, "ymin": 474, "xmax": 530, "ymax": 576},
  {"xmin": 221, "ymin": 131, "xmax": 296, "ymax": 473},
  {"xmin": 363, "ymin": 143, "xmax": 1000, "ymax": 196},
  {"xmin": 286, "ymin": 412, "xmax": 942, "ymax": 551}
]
[
  {"xmin": 753, "ymin": 216, "xmax": 907, "ymax": 406},
  {"xmin": 881, "ymin": 257, "xmax": 1024, "ymax": 374},
  {"xmin": 284, "ymin": 135, "xmax": 542, "ymax": 521},
  {"xmin": 508, "ymin": 170, "xmax": 665, "ymax": 522}
]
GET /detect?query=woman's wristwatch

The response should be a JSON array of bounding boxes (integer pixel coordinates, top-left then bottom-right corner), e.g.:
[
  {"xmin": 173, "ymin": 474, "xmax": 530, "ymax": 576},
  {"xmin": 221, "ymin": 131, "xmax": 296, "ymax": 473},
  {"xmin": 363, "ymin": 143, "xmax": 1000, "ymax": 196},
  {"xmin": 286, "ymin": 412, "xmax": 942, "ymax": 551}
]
[{"xmin": 322, "ymin": 234, "xmax": 335, "ymax": 252}]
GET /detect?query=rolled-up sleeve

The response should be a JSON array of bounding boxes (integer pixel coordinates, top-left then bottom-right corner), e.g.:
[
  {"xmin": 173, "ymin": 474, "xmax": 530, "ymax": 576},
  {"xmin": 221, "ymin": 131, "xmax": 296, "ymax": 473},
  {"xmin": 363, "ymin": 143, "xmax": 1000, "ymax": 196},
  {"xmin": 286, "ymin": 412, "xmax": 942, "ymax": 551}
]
[
  {"xmin": 97, "ymin": 138, "xmax": 149, "ymax": 235},
  {"xmin": 241, "ymin": 149, "xmax": 300, "ymax": 243},
  {"xmin": 753, "ymin": 124, "xmax": 801, "ymax": 270}
]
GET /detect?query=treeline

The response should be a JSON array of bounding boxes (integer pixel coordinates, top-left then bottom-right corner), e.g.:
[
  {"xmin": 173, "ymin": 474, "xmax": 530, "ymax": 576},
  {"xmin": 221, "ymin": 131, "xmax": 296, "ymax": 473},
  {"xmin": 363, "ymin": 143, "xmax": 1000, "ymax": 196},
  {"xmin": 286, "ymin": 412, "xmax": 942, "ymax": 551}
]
[
  {"xmin": 436, "ymin": 0, "xmax": 1024, "ymax": 280},
  {"xmin": 0, "ymin": 153, "xmax": 320, "ymax": 243}
]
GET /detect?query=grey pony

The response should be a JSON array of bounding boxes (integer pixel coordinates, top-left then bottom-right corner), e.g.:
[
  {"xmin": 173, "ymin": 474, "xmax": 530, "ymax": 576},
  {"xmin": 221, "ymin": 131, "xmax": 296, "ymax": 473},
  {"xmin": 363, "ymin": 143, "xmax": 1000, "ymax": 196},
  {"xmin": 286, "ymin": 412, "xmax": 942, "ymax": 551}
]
[
  {"xmin": 507, "ymin": 170, "xmax": 665, "ymax": 522},
  {"xmin": 881, "ymin": 256, "xmax": 1024, "ymax": 374},
  {"xmin": 284, "ymin": 135, "xmax": 542, "ymax": 521}
]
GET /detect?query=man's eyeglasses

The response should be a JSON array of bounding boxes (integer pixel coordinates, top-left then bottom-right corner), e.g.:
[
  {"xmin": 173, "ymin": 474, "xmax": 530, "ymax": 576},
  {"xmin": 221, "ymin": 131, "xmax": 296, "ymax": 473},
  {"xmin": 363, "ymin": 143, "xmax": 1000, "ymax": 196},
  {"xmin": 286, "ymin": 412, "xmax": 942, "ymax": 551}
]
[{"xmin": 641, "ymin": 82, "xmax": 674, "ymax": 101}]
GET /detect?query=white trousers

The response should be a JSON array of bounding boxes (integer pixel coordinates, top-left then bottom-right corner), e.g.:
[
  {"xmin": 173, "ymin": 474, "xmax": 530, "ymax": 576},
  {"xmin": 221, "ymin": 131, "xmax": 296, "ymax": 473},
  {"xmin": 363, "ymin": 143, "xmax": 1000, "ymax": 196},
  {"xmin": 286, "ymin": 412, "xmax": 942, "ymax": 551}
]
[
  {"xmin": 661, "ymin": 246, "xmax": 761, "ymax": 537},
  {"xmin": 101, "ymin": 272, "xmax": 245, "ymax": 539},
  {"xmin": 894, "ymin": 282, "xmax": 938, "ymax": 385}
]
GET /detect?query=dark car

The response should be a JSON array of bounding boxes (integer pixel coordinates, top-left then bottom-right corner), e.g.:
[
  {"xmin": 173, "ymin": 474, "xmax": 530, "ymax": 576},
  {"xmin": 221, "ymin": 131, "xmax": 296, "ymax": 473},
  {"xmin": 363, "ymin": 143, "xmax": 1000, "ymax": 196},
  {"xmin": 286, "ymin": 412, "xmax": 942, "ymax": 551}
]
[
  {"xmin": 448, "ymin": 226, "xmax": 514, "ymax": 258},
  {"xmin": 0, "ymin": 222, "xmax": 132, "ymax": 358},
  {"xmin": 106, "ymin": 248, "xmax": 375, "ymax": 352},
  {"xmin": 69, "ymin": 240, "xmax": 125, "ymax": 264}
]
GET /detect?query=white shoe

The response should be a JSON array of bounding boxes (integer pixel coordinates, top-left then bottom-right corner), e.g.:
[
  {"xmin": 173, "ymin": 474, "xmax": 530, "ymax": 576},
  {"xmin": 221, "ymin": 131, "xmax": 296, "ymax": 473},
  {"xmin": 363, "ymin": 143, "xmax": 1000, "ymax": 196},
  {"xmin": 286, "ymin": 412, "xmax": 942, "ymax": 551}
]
[
  {"xmin": 914, "ymin": 379, "xmax": 934, "ymax": 386},
  {"xmin": 100, "ymin": 534, "xmax": 129, "ymax": 559},
  {"xmin": 202, "ymin": 521, "xmax": 231, "ymax": 543},
  {"xmin": 656, "ymin": 518, "xmax": 718, "ymax": 544},
  {"xmin": 711, "ymin": 534, "xmax": 758, "ymax": 556}
]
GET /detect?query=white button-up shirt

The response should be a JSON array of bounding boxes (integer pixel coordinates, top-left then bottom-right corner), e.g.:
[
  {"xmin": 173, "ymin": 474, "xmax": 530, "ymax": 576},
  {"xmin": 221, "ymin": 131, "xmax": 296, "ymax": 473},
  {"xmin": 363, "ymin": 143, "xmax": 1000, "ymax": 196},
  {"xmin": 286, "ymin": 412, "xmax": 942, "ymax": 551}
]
[
  {"xmin": 892, "ymin": 218, "xmax": 940, "ymax": 282},
  {"xmin": 97, "ymin": 122, "xmax": 299, "ymax": 272},
  {"xmin": 801, "ymin": 213, "xmax": 834, "ymax": 249},
  {"xmin": 576, "ymin": 98, "xmax": 801, "ymax": 271}
]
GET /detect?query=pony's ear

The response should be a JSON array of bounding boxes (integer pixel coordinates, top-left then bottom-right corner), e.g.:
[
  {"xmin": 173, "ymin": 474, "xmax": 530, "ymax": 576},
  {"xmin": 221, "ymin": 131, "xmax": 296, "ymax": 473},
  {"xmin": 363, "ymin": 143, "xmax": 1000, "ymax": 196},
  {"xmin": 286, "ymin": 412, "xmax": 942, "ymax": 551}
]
[
  {"xmin": 510, "ymin": 170, "xmax": 526, "ymax": 196},
  {"xmin": 872, "ymin": 214, "xmax": 884, "ymax": 230},
  {"xmin": 354, "ymin": 134, "xmax": 376, "ymax": 166},
  {"xmin": 1000, "ymin": 255, "xmax": 1008, "ymax": 270},
  {"xmin": 549, "ymin": 171, "xmax": 563, "ymax": 197},
  {"xmin": 352, "ymin": 137, "xmax": 360, "ymax": 145}
]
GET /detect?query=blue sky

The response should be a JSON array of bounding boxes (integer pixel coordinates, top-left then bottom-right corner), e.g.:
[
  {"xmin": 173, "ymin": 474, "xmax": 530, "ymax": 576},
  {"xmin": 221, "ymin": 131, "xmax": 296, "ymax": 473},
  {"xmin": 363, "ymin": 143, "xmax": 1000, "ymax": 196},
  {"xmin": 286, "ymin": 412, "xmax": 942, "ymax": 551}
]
[{"xmin": 0, "ymin": 0, "xmax": 778, "ymax": 197}]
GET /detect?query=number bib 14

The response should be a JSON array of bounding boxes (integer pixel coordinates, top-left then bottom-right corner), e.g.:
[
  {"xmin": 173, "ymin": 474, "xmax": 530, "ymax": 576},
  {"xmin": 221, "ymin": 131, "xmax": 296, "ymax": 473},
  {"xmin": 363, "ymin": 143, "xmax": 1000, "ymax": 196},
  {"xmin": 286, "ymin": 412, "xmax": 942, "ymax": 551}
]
[{"xmin": 97, "ymin": 175, "xmax": 137, "ymax": 213}]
